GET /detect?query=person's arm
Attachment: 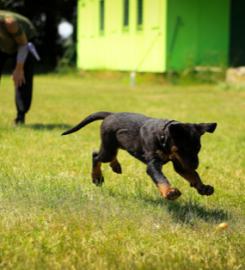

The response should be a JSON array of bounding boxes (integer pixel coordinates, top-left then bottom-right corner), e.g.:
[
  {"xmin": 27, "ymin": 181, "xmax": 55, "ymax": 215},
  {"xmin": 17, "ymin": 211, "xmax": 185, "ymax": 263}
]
[{"xmin": 5, "ymin": 17, "xmax": 28, "ymax": 87}]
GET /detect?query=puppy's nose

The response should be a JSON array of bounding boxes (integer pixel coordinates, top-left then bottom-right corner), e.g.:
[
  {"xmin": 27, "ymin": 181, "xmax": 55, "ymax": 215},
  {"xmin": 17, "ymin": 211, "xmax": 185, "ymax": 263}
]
[{"xmin": 192, "ymin": 161, "xmax": 199, "ymax": 169}]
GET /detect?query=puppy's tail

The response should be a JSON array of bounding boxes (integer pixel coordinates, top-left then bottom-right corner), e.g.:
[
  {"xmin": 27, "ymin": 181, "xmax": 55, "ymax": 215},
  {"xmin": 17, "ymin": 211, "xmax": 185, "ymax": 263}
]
[{"xmin": 62, "ymin": 111, "xmax": 113, "ymax": 136}]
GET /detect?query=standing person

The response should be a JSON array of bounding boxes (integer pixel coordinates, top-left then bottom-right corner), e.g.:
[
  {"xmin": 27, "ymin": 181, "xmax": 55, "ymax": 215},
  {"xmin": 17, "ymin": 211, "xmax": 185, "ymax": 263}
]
[{"xmin": 0, "ymin": 10, "xmax": 39, "ymax": 125}]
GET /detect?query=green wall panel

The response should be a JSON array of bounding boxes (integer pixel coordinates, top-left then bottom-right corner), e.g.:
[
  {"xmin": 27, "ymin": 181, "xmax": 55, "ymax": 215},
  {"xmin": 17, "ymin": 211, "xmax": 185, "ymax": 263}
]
[
  {"xmin": 167, "ymin": 0, "xmax": 230, "ymax": 71},
  {"xmin": 197, "ymin": 0, "xmax": 230, "ymax": 66},
  {"xmin": 77, "ymin": 0, "xmax": 167, "ymax": 72},
  {"xmin": 166, "ymin": 0, "xmax": 199, "ymax": 71}
]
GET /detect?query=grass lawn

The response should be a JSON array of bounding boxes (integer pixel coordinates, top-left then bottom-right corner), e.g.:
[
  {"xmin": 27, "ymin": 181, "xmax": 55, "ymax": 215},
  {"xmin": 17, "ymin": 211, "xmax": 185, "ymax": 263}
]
[{"xmin": 0, "ymin": 75, "xmax": 245, "ymax": 270}]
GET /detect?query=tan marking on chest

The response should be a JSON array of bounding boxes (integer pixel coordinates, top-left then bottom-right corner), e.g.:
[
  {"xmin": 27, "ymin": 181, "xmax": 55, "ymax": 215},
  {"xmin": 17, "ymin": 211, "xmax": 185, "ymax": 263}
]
[{"xmin": 156, "ymin": 150, "xmax": 168, "ymax": 161}]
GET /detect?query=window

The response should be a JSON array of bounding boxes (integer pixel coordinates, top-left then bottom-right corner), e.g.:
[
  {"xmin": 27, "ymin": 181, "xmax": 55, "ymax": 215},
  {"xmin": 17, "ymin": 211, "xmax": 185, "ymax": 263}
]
[
  {"xmin": 100, "ymin": 0, "xmax": 105, "ymax": 31},
  {"xmin": 137, "ymin": 0, "xmax": 143, "ymax": 27},
  {"xmin": 123, "ymin": 0, "xmax": 129, "ymax": 27}
]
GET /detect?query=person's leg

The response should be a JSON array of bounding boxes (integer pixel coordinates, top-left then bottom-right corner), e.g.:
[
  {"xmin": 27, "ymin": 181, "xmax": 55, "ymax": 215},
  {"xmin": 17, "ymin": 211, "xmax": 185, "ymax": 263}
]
[
  {"xmin": 14, "ymin": 52, "xmax": 35, "ymax": 125},
  {"xmin": 0, "ymin": 51, "xmax": 9, "ymax": 82}
]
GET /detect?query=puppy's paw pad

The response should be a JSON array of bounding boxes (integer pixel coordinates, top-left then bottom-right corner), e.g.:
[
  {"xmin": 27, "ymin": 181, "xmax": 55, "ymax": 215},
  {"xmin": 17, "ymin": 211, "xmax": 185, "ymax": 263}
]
[
  {"xmin": 197, "ymin": 185, "xmax": 214, "ymax": 196},
  {"xmin": 165, "ymin": 188, "xmax": 182, "ymax": 200},
  {"xmin": 92, "ymin": 176, "xmax": 104, "ymax": 187}
]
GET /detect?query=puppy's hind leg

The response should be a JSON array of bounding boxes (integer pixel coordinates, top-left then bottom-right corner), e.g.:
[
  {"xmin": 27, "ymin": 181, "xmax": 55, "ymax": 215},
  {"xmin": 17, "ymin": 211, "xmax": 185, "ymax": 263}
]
[
  {"xmin": 92, "ymin": 145, "xmax": 121, "ymax": 186},
  {"xmin": 109, "ymin": 149, "xmax": 122, "ymax": 174},
  {"xmin": 92, "ymin": 151, "xmax": 104, "ymax": 186}
]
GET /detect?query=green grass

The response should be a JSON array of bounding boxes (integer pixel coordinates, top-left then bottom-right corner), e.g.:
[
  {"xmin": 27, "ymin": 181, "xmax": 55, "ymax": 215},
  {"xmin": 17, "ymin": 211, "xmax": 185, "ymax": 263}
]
[{"xmin": 0, "ymin": 75, "xmax": 245, "ymax": 270}]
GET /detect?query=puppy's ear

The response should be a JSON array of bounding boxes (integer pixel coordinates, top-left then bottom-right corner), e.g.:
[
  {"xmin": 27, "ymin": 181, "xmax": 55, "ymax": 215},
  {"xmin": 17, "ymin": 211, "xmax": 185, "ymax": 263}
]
[
  {"xmin": 194, "ymin": 123, "xmax": 217, "ymax": 135},
  {"xmin": 168, "ymin": 123, "xmax": 187, "ymax": 137}
]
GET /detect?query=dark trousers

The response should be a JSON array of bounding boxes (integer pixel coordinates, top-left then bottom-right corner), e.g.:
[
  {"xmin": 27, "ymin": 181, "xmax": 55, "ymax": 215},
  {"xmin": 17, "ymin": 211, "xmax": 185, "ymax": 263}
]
[{"xmin": 0, "ymin": 50, "xmax": 34, "ymax": 118}]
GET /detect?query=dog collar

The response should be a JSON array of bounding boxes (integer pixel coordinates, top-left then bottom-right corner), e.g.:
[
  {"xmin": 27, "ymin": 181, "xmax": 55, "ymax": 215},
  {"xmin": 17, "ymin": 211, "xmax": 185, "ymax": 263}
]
[{"xmin": 160, "ymin": 120, "xmax": 177, "ymax": 153}]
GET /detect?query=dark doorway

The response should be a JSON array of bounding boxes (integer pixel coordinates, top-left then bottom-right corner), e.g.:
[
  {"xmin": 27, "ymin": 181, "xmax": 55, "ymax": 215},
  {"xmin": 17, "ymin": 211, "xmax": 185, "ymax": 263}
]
[{"xmin": 229, "ymin": 0, "xmax": 245, "ymax": 66}]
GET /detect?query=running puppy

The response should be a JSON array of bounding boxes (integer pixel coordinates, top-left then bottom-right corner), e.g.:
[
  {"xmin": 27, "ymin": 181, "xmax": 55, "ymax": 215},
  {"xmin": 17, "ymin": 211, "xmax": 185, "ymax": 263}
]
[{"xmin": 62, "ymin": 112, "xmax": 217, "ymax": 200}]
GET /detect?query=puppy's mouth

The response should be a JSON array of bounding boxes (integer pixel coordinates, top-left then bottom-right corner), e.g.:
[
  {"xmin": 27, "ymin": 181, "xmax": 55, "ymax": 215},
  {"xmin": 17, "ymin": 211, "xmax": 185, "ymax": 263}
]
[
  {"xmin": 171, "ymin": 155, "xmax": 199, "ymax": 171},
  {"xmin": 169, "ymin": 147, "xmax": 199, "ymax": 171}
]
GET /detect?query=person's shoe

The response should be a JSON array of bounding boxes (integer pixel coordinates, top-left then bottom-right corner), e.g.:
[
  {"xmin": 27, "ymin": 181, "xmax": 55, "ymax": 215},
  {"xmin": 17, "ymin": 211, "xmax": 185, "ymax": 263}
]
[{"xmin": 12, "ymin": 116, "xmax": 25, "ymax": 127}]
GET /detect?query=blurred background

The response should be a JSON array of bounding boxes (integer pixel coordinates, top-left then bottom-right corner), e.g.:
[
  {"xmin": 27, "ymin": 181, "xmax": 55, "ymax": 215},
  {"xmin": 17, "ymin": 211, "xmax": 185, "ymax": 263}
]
[
  {"xmin": 0, "ymin": 0, "xmax": 77, "ymax": 72},
  {"xmin": 1, "ymin": 0, "xmax": 245, "ymax": 86}
]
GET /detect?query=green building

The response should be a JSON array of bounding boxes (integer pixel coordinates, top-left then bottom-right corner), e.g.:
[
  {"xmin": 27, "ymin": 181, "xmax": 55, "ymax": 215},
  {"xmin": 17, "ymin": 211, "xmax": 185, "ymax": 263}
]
[{"xmin": 76, "ymin": 0, "xmax": 242, "ymax": 73}]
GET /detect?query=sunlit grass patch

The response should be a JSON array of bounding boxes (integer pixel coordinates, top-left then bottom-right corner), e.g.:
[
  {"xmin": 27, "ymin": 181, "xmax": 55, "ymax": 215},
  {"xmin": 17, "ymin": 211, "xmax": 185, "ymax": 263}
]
[{"xmin": 0, "ymin": 75, "xmax": 244, "ymax": 269}]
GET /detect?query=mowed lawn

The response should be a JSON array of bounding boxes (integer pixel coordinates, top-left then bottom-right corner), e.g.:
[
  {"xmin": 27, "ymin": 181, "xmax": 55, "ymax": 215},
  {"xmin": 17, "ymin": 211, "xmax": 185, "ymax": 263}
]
[{"xmin": 0, "ymin": 75, "xmax": 245, "ymax": 270}]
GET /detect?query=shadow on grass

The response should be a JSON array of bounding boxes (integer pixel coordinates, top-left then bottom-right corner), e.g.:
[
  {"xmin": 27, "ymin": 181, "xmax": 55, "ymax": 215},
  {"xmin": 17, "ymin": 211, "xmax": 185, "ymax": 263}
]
[
  {"xmin": 144, "ymin": 196, "xmax": 228, "ymax": 223},
  {"xmin": 25, "ymin": 123, "xmax": 72, "ymax": 131},
  {"xmin": 104, "ymin": 187, "xmax": 228, "ymax": 223}
]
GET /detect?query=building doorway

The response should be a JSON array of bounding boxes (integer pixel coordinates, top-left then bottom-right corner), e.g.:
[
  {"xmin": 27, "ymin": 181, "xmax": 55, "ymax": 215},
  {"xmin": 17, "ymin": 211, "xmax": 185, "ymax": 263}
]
[{"xmin": 229, "ymin": 0, "xmax": 245, "ymax": 66}]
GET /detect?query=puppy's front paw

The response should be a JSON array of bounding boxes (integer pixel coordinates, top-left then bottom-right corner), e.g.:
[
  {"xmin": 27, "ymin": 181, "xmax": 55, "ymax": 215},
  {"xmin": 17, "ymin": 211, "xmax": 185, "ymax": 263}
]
[
  {"xmin": 157, "ymin": 184, "xmax": 182, "ymax": 200},
  {"xmin": 197, "ymin": 185, "xmax": 214, "ymax": 196},
  {"xmin": 164, "ymin": 188, "xmax": 182, "ymax": 200},
  {"xmin": 92, "ymin": 176, "xmax": 104, "ymax": 187}
]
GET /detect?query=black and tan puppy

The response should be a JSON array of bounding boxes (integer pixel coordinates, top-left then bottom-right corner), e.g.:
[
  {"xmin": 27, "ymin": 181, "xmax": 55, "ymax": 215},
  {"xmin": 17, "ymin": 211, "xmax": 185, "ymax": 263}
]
[{"xmin": 62, "ymin": 112, "xmax": 217, "ymax": 200}]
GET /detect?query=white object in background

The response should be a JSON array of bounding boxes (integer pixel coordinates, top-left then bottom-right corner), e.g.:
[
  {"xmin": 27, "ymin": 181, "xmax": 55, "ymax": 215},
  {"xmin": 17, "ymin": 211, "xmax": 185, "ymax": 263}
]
[{"xmin": 130, "ymin": 71, "xmax": 136, "ymax": 86}]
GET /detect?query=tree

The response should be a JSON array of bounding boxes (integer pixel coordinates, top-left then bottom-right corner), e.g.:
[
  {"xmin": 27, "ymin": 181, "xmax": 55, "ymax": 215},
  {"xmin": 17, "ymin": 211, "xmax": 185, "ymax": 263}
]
[{"xmin": 0, "ymin": 0, "xmax": 77, "ymax": 69}]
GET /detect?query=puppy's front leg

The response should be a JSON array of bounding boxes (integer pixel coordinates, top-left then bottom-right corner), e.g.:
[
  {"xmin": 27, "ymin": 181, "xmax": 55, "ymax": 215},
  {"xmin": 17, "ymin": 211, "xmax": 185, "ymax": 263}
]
[
  {"xmin": 178, "ymin": 170, "xmax": 214, "ymax": 196},
  {"xmin": 146, "ymin": 159, "xmax": 182, "ymax": 200}
]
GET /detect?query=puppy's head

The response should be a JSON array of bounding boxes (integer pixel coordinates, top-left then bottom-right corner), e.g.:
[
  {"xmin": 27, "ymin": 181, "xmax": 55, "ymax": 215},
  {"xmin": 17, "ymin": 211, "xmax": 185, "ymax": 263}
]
[{"xmin": 166, "ymin": 122, "xmax": 217, "ymax": 171}]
